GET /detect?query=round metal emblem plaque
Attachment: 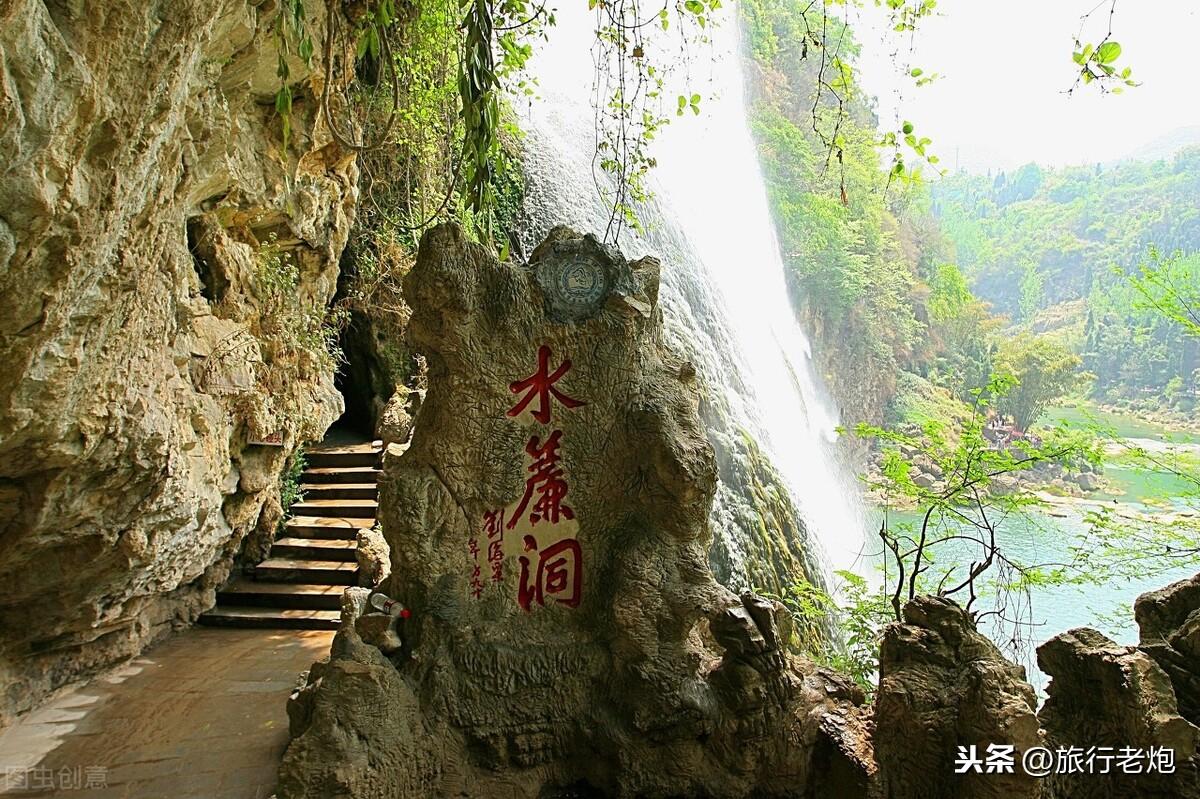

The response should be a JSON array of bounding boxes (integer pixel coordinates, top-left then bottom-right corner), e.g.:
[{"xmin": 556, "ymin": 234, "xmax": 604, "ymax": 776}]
[
  {"xmin": 539, "ymin": 256, "xmax": 609, "ymax": 320},
  {"xmin": 558, "ymin": 260, "xmax": 606, "ymax": 309}
]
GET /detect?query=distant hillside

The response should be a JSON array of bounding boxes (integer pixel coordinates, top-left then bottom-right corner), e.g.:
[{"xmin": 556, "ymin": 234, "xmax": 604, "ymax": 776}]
[
  {"xmin": 932, "ymin": 149, "xmax": 1200, "ymax": 404},
  {"xmin": 1117, "ymin": 126, "xmax": 1200, "ymax": 165},
  {"xmin": 933, "ymin": 149, "xmax": 1200, "ymax": 318}
]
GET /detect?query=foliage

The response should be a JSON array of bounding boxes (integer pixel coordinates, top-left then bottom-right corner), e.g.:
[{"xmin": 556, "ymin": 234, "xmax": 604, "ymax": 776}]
[
  {"xmin": 767, "ymin": 571, "xmax": 890, "ymax": 698},
  {"xmin": 855, "ymin": 374, "xmax": 1101, "ymax": 649},
  {"xmin": 935, "ymin": 151, "xmax": 1200, "ymax": 410},
  {"xmin": 279, "ymin": 448, "xmax": 308, "ymax": 526},
  {"xmin": 273, "ymin": 0, "xmax": 316, "ymax": 155},
  {"xmin": 992, "ymin": 334, "xmax": 1085, "ymax": 432},
  {"xmin": 1077, "ymin": 445, "xmax": 1200, "ymax": 581},
  {"xmin": 741, "ymin": 0, "xmax": 977, "ymax": 425},
  {"xmin": 768, "ymin": 568, "xmax": 892, "ymax": 695},
  {"xmin": 254, "ymin": 238, "xmax": 346, "ymax": 379},
  {"xmin": 924, "ymin": 263, "xmax": 1000, "ymax": 400},
  {"xmin": 588, "ymin": 0, "xmax": 721, "ymax": 238},
  {"xmin": 1130, "ymin": 249, "xmax": 1200, "ymax": 337},
  {"xmin": 1074, "ymin": 269, "xmax": 1200, "ymax": 583},
  {"xmin": 1070, "ymin": 0, "xmax": 1138, "ymax": 94}
]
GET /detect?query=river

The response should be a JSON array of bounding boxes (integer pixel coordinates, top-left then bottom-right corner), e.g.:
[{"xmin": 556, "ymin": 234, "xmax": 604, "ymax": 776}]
[{"xmin": 868, "ymin": 404, "xmax": 1199, "ymax": 694}]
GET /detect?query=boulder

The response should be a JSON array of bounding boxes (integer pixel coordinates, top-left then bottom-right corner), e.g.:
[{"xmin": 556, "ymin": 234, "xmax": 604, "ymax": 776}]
[
  {"xmin": 354, "ymin": 613, "xmax": 403, "ymax": 655},
  {"xmin": 873, "ymin": 595, "xmax": 1042, "ymax": 799},
  {"xmin": 1137, "ymin": 573, "xmax": 1200, "ymax": 727},
  {"xmin": 1038, "ymin": 626, "xmax": 1200, "ymax": 798},
  {"xmin": 280, "ymin": 634, "xmax": 439, "ymax": 799},
  {"xmin": 356, "ymin": 527, "xmax": 391, "ymax": 588},
  {"xmin": 375, "ymin": 386, "xmax": 418, "ymax": 447},
  {"xmin": 913, "ymin": 473, "xmax": 940, "ymax": 490},
  {"xmin": 276, "ymin": 224, "xmax": 866, "ymax": 798}
]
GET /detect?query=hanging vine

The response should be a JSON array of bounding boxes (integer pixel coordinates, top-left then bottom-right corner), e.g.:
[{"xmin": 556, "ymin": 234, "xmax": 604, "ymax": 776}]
[
  {"xmin": 589, "ymin": 0, "xmax": 719, "ymax": 241},
  {"xmin": 273, "ymin": 0, "xmax": 316, "ymax": 155},
  {"xmin": 459, "ymin": 0, "xmax": 501, "ymax": 231}
]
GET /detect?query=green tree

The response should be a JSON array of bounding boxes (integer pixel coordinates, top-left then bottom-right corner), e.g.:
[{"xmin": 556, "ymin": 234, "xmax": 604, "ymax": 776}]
[
  {"xmin": 856, "ymin": 374, "xmax": 1099, "ymax": 648},
  {"xmin": 1078, "ymin": 253, "xmax": 1200, "ymax": 580},
  {"xmin": 993, "ymin": 334, "xmax": 1084, "ymax": 432}
]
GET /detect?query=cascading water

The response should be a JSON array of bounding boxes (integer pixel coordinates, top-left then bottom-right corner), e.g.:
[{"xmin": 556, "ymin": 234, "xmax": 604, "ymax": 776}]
[{"xmin": 517, "ymin": 1, "xmax": 867, "ymax": 586}]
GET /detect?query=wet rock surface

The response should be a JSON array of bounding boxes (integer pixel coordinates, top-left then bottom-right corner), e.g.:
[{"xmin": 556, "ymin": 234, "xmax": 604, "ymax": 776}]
[{"xmin": 277, "ymin": 224, "xmax": 866, "ymax": 798}]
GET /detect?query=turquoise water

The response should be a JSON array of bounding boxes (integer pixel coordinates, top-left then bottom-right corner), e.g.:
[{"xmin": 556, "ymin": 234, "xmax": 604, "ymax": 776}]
[
  {"xmin": 1044, "ymin": 404, "xmax": 1200, "ymax": 445},
  {"xmin": 861, "ymin": 406, "xmax": 1199, "ymax": 694},
  {"xmin": 869, "ymin": 507, "xmax": 1195, "ymax": 693}
]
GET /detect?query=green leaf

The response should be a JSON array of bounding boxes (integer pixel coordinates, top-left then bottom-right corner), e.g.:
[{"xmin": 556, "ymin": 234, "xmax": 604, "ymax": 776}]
[
  {"xmin": 368, "ymin": 26, "xmax": 380, "ymax": 60},
  {"xmin": 1097, "ymin": 41, "xmax": 1122, "ymax": 64},
  {"xmin": 275, "ymin": 85, "xmax": 292, "ymax": 115}
]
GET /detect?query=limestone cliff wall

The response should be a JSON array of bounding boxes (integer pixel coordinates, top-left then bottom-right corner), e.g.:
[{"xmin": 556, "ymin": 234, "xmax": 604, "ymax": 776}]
[{"xmin": 0, "ymin": 0, "xmax": 356, "ymax": 724}]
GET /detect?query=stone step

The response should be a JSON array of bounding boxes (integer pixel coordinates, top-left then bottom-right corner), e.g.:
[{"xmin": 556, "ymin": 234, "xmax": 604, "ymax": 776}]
[
  {"xmin": 304, "ymin": 447, "xmax": 381, "ymax": 469},
  {"xmin": 283, "ymin": 516, "xmax": 373, "ymax": 540},
  {"xmin": 290, "ymin": 499, "xmax": 378, "ymax": 519},
  {"xmin": 197, "ymin": 606, "xmax": 341, "ymax": 630},
  {"xmin": 217, "ymin": 579, "xmax": 345, "ymax": 610},
  {"xmin": 308, "ymin": 441, "xmax": 381, "ymax": 454},
  {"xmin": 298, "ymin": 483, "xmax": 378, "ymax": 501},
  {"xmin": 254, "ymin": 557, "xmax": 359, "ymax": 585},
  {"xmin": 301, "ymin": 466, "xmax": 383, "ymax": 484},
  {"xmin": 271, "ymin": 537, "xmax": 358, "ymax": 562}
]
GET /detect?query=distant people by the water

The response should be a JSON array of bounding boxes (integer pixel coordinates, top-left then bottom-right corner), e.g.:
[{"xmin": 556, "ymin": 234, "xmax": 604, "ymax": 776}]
[{"xmin": 982, "ymin": 414, "xmax": 1042, "ymax": 449}]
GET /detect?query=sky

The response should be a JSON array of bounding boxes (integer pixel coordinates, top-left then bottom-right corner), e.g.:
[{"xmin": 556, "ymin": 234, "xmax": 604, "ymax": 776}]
[{"xmin": 849, "ymin": 0, "xmax": 1200, "ymax": 172}]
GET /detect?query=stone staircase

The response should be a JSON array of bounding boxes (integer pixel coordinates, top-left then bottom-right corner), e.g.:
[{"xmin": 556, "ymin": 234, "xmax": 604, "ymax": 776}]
[{"xmin": 199, "ymin": 440, "xmax": 382, "ymax": 630}]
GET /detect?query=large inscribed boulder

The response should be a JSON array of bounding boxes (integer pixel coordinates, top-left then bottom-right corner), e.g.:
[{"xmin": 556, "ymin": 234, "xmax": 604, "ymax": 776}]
[{"xmin": 278, "ymin": 223, "xmax": 866, "ymax": 798}]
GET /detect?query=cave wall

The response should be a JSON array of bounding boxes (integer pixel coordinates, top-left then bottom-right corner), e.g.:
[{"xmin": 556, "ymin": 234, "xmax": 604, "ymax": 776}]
[{"xmin": 0, "ymin": 0, "xmax": 356, "ymax": 724}]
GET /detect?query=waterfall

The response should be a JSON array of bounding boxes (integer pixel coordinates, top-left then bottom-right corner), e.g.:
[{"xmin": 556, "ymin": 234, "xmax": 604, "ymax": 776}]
[{"xmin": 516, "ymin": 1, "xmax": 867, "ymax": 587}]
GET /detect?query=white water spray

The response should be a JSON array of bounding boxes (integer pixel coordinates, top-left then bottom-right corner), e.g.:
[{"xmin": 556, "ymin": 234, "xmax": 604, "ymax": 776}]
[{"xmin": 519, "ymin": 1, "xmax": 867, "ymax": 580}]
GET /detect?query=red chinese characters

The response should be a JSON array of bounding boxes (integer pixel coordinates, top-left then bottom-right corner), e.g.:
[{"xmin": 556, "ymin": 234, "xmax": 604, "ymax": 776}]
[
  {"xmin": 506, "ymin": 344, "xmax": 585, "ymax": 425},
  {"xmin": 483, "ymin": 509, "xmax": 505, "ymax": 584},
  {"xmin": 467, "ymin": 535, "xmax": 484, "ymax": 599},
  {"xmin": 517, "ymin": 534, "xmax": 582, "ymax": 610},
  {"xmin": 507, "ymin": 430, "xmax": 574, "ymax": 530},
  {"xmin": 470, "ymin": 345, "xmax": 587, "ymax": 611}
]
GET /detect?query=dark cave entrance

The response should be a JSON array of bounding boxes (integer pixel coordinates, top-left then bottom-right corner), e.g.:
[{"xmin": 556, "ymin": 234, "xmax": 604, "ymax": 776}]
[
  {"xmin": 332, "ymin": 312, "xmax": 381, "ymax": 439},
  {"xmin": 328, "ymin": 245, "xmax": 403, "ymax": 442}
]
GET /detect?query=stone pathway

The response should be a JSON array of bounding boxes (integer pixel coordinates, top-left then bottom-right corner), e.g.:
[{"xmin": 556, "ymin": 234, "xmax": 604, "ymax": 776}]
[{"xmin": 0, "ymin": 628, "xmax": 332, "ymax": 798}]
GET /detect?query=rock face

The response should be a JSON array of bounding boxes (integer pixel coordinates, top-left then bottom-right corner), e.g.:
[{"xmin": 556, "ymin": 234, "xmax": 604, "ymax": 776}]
[
  {"xmin": 1136, "ymin": 573, "xmax": 1200, "ymax": 728},
  {"xmin": 277, "ymin": 224, "xmax": 867, "ymax": 798},
  {"xmin": 872, "ymin": 595, "xmax": 1043, "ymax": 799},
  {"xmin": 1038, "ymin": 626, "xmax": 1200, "ymax": 798},
  {"xmin": 0, "ymin": 0, "xmax": 355, "ymax": 723}
]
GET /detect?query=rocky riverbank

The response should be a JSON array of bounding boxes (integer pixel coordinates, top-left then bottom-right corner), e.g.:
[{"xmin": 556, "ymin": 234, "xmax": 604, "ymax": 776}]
[{"xmin": 862, "ymin": 441, "xmax": 1108, "ymax": 510}]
